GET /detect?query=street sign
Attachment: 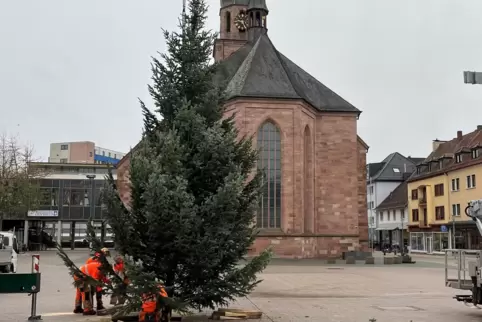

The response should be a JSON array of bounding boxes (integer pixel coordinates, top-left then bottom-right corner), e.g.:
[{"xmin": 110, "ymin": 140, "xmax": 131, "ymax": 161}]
[
  {"xmin": 0, "ymin": 273, "xmax": 41, "ymax": 294},
  {"xmin": 441, "ymin": 225, "xmax": 448, "ymax": 232}
]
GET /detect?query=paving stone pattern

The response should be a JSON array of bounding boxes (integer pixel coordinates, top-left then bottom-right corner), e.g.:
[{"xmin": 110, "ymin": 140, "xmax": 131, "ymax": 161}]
[{"xmin": 1, "ymin": 251, "xmax": 480, "ymax": 322}]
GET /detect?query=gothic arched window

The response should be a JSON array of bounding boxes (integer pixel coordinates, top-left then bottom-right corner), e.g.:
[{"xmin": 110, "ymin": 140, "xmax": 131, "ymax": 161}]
[
  {"xmin": 257, "ymin": 121, "xmax": 281, "ymax": 228},
  {"xmin": 226, "ymin": 12, "xmax": 231, "ymax": 32}
]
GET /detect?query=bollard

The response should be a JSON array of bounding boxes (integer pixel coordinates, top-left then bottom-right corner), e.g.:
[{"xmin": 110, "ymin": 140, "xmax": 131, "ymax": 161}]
[{"xmin": 28, "ymin": 255, "xmax": 41, "ymax": 321}]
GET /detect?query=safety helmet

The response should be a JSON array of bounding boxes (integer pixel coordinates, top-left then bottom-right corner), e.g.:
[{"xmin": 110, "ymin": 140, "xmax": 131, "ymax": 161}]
[{"xmin": 101, "ymin": 247, "xmax": 111, "ymax": 257}]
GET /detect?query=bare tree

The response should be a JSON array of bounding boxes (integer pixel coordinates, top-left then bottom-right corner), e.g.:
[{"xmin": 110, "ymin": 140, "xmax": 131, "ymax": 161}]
[{"xmin": 0, "ymin": 133, "xmax": 44, "ymax": 221}]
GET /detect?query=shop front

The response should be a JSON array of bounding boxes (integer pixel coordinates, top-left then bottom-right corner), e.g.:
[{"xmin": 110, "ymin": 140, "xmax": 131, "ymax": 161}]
[{"xmin": 409, "ymin": 230, "xmax": 450, "ymax": 254}]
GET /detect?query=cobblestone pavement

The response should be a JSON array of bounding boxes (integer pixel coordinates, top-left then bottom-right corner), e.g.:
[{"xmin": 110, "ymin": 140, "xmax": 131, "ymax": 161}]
[{"xmin": 1, "ymin": 250, "xmax": 481, "ymax": 322}]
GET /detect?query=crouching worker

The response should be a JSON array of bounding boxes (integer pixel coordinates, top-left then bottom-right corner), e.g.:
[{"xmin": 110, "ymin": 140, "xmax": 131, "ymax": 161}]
[
  {"xmin": 73, "ymin": 263, "xmax": 97, "ymax": 315},
  {"xmin": 86, "ymin": 247, "xmax": 111, "ymax": 311},
  {"xmin": 74, "ymin": 261, "xmax": 110, "ymax": 315},
  {"xmin": 139, "ymin": 284, "xmax": 169, "ymax": 322},
  {"xmin": 110, "ymin": 255, "xmax": 129, "ymax": 306}
]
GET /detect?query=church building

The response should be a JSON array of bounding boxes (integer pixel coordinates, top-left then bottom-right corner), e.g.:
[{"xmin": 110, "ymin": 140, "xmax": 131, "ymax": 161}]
[{"xmin": 116, "ymin": 0, "xmax": 369, "ymax": 258}]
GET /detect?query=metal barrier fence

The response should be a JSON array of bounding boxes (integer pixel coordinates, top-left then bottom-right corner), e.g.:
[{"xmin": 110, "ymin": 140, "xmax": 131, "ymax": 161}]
[{"xmin": 445, "ymin": 249, "xmax": 482, "ymax": 290}]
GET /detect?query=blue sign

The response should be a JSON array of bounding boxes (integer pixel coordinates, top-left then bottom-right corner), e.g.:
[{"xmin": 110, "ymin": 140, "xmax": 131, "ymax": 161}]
[{"xmin": 441, "ymin": 225, "xmax": 448, "ymax": 232}]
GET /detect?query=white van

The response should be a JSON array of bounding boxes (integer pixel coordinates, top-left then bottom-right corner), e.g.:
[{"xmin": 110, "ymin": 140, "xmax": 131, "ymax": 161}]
[{"xmin": 0, "ymin": 232, "xmax": 18, "ymax": 273}]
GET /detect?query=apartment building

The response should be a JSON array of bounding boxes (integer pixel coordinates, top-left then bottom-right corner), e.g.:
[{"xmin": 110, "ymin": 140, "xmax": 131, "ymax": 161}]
[
  {"xmin": 49, "ymin": 141, "xmax": 125, "ymax": 165},
  {"xmin": 367, "ymin": 152, "xmax": 422, "ymax": 245},
  {"xmin": 407, "ymin": 126, "xmax": 482, "ymax": 254},
  {"xmin": 375, "ymin": 180, "xmax": 409, "ymax": 248}
]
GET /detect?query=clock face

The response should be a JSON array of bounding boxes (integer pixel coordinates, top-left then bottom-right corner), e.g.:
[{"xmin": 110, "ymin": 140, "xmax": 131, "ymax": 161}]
[{"xmin": 234, "ymin": 11, "xmax": 248, "ymax": 31}]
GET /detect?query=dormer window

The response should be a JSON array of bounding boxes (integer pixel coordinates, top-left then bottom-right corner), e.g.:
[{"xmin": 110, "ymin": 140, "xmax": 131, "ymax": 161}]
[
  {"xmin": 439, "ymin": 160, "xmax": 444, "ymax": 169},
  {"xmin": 456, "ymin": 154, "xmax": 462, "ymax": 163},
  {"xmin": 472, "ymin": 149, "xmax": 479, "ymax": 159},
  {"xmin": 393, "ymin": 167, "xmax": 400, "ymax": 173}
]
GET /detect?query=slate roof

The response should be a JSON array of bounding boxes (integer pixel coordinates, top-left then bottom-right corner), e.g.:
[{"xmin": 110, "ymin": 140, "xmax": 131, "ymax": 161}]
[
  {"xmin": 408, "ymin": 128, "xmax": 482, "ymax": 182},
  {"xmin": 216, "ymin": 33, "xmax": 360, "ymax": 114},
  {"xmin": 407, "ymin": 157, "xmax": 425, "ymax": 165},
  {"xmin": 376, "ymin": 180, "xmax": 408, "ymax": 210},
  {"xmin": 367, "ymin": 152, "xmax": 418, "ymax": 182}
]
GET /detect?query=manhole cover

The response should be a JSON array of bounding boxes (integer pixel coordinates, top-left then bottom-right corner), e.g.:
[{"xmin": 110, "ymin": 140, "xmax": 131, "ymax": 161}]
[{"xmin": 373, "ymin": 306, "xmax": 423, "ymax": 311}]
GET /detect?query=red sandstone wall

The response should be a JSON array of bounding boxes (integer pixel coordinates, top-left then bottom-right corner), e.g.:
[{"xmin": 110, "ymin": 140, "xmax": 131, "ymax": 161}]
[
  {"xmin": 314, "ymin": 114, "xmax": 359, "ymax": 236},
  {"xmin": 357, "ymin": 139, "xmax": 369, "ymax": 251}
]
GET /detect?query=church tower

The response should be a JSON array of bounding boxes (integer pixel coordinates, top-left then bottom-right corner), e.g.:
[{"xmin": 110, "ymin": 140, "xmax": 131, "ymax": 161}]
[
  {"xmin": 247, "ymin": 0, "xmax": 268, "ymax": 41},
  {"xmin": 213, "ymin": 0, "xmax": 250, "ymax": 62}
]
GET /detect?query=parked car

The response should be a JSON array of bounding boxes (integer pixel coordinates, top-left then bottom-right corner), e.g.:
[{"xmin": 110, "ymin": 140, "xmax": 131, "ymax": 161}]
[{"xmin": 0, "ymin": 231, "xmax": 19, "ymax": 273}]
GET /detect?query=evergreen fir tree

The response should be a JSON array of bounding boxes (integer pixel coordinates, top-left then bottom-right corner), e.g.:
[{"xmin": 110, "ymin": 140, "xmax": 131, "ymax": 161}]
[{"xmin": 58, "ymin": 0, "xmax": 271, "ymax": 317}]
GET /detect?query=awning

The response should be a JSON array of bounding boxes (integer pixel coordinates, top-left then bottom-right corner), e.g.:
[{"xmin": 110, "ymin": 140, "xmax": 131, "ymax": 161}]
[{"xmin": 376, "ymin": 223, "xmax": 404, "ymax": 231}]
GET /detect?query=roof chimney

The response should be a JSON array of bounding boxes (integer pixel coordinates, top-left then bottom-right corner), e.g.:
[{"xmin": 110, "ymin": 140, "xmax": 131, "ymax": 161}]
[
  {"xmin": 478, "ymin": 125, "xmax": 482, "ymax": 131},
  {"xmin": 457, "ymin": 130, "xmax": 463, "ymax": 139}
]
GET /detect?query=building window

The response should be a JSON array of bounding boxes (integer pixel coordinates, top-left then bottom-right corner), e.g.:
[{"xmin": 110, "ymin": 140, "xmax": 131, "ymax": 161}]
[
  {"xmin": 370, "ymin": 217, "xmax": 375, "ymax": 224},
  {"xmin": 102, "ymin": 151, "xmax": 105, "ymax": 156},
  {"xmin": 226, "ymin": 11, "xmax": 231, "ymax": 32},
  {"xmin": 412, "ymin": 209, "xmax": 419, "ymax": 222},
  {"xmin": 60, "ymin": 144, "xmax": 68, "ymax": 150},
  {"xmin": 451, "ymin": 178, "xmax": 460, "ymax": 191},
  {"xmin": 411, "ymin": 189, "xmax": 418, "ymax": 200},
  {"xmin": 114, "ymin": 154, "xmax": 117, "ymax": 159},
  {"xmin": 257, "ymin": 121, "xmax": 281, "ymax": 229},
  {"xmin": 393, "ymin": 167, "xmax": 400, "ymax": 173},
  {"xmin": 387, "ymin": 211, "xmax": 391, "ymax": 221},
  {"xmin": 455, "ymin": 154, "xmax": 462, "ymax": 163},
  {"xmin": 380, "ymin": 211, "xmax": 384, "ymax": 221},
  {"xmin": 434, "ymin": 184, "xmax": 444, "ymax": 196},
  {"xmin": 368, "ymin": 185, "xmax": 374, "ymax": 194},
  {"xmin": 435, "ymin": 206, "xmax": 445, "ymax": 220},
  {"xmin": 467, "ymin": 174, "xmax": 476, "ymax": 189},
  {"xmin": 400, "ymin": 209, "xmax": 405, "ymax": 220},
  {"xmin": 472, "ymin": 149, "xmax": 479, "ymax": 159},
  {"xmin": 60, "ymin": 158, "xmax": 67, "ymax": 164},
  {"xmin": 452, "ymin": 204, "xmax": 461, "ymax": 217}
]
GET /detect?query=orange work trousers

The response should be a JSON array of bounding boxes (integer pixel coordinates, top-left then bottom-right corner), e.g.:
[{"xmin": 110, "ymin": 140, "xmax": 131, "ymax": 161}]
[
  {"xmin": 74, "ymin": 288, "xmax": 83, "ymax": 308},
  {"xmin": 82, "ymin": 287, "xmax": 95, "ymax": 313},
  {"xmin": 139, "ymin": 310, "xmax": 160, "ymax": 322}
]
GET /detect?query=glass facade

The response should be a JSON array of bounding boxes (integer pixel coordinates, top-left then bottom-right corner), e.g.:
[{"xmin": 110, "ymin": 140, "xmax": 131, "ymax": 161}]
[
  {"xmin": 410, "ymin": 232, "xmax": 449, "ymax": 253},
  {"xmin": 34, "ymin": 179, "xmax": 107, "ymax": 220},
  {"xmin": 257, "ymin": 121, "xmax": 282, "ymax": 229}
]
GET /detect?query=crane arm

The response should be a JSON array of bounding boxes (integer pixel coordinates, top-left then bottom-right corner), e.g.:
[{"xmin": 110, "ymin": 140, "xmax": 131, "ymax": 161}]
[{"xmin": 466, "ymin": 199, "xmax": 482, "ymax": 236}]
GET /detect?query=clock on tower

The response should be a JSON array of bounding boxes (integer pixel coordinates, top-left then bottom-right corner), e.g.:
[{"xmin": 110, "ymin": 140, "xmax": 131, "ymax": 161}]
[{"xmin": 234, "ymin": 10, "xmax": 248, "ymax": 32}]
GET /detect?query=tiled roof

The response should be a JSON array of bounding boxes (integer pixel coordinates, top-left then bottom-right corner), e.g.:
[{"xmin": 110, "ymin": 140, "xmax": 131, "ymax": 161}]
[
  {"xmin": 367, "ymin": 152, "xmax": 418, "ymax": 182},
  {"xmin": 216, "ymin": 34, "xmax": 360, "ymax": 114},
  {"xmin": 376, "ymin": 180, "xmax": 408, "ymax": 210},
  {"xmin": 408, "ymin": 128, "xmax": 482, "ymax": 182}
]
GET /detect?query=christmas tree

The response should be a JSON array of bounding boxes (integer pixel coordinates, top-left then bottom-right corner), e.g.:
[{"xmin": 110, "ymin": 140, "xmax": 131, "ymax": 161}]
[{"xmin": 58, "ymin": 0, "xmax": 271, "ymax": 317}]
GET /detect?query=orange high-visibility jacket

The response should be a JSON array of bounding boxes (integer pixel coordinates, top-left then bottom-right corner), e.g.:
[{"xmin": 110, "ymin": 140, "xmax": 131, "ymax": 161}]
[
  {"xmin": 86, "ymin": 252, "xmax": 101, "ymax": 265},
  {"xmin": 141, "ymin": 285, "xmax": 168, "ymax": 313}
]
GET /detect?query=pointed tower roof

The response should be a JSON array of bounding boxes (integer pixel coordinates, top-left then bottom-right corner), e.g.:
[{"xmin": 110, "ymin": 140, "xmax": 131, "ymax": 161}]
[
  {"xmin": 248, "ymin": 0, "xmax": 268, "ymax": 11},
  {"xmin": 215, "ymin": 34, "xmax": 360, "ymax": 114},
  {"xmin": 221, "ymin": 0, "xmax": 249, "ymax": 8}
]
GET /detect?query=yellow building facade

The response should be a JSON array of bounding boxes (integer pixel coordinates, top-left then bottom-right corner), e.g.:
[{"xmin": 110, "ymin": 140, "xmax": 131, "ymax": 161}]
[{"xmin": 407, "ymin": 127, "xmax": 482, "ymax": 253}]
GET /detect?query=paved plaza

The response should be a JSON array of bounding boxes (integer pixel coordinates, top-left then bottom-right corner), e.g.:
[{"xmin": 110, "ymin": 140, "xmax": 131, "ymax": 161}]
[{"xmin": 1, "ymin": 251, "xmax": 482, "ymax": 322}]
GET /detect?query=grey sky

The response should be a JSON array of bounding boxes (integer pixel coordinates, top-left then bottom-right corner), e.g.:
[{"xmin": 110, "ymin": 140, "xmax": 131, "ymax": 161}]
[{"xmin": 1, "ymin": 0, "xmax": 482, "ymax": 163}]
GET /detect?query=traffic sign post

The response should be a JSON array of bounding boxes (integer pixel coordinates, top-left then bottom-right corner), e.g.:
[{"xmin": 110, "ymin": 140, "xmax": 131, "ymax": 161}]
[{"xmin": 28, "ymin": 255, "xmax": 41, "ymax": 321}]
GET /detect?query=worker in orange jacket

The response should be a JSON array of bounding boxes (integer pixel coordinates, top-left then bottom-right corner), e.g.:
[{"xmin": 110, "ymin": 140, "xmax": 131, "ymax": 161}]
[
  {"xmin": 85, "ymin": 247, "xmax": 110, "ymax": 311},
  {"xmin": 110, "ymin": 255, "xmax": 129, "ymax": 306},
  {"xmin": 139, "ymin": 284, "xmax": 169, "ymax": 322},
  {"xmin": 74, "ymin": 261, "xmax": 110, "ymax": 315},
  {"xmin": 86, "ymin": 247, "xmax": 111, "ymax": 264}
]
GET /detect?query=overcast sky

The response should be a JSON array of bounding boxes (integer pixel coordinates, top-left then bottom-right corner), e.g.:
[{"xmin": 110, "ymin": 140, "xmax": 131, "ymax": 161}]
[{"xmin": 1, "ymin": 0, "xmax": 482, "ymax": 163}]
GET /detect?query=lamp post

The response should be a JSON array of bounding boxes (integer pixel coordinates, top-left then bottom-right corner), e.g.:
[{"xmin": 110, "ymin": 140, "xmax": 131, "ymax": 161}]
[{"xmin": 86, "ymin": 174, "xmax": 96, "ymax": 249}]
